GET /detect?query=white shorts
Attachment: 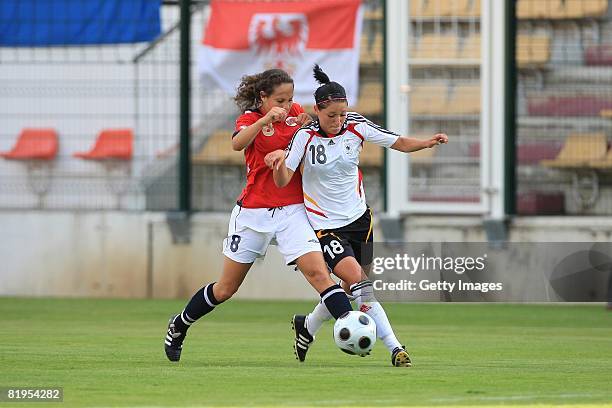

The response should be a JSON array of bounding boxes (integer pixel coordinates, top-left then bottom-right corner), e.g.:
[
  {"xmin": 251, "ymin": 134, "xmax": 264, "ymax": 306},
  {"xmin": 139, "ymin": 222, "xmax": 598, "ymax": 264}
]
[{"xmin": 222, "ymin": 203, "xmax": 322, "ymax": 265}]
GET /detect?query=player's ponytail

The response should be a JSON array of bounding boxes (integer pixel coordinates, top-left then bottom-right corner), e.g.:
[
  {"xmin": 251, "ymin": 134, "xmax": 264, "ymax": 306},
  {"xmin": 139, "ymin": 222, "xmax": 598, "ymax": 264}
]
[
  {"xmin": 234, "ymin": 69, "xmax": 293, "ymax": 112},
  {"xmin": 313, "ymin": 64, "xmax": 330, "ymax": 85},
  {"xmin": 313, "ymin": 65, "xmax": 347, "ymax": 109}
]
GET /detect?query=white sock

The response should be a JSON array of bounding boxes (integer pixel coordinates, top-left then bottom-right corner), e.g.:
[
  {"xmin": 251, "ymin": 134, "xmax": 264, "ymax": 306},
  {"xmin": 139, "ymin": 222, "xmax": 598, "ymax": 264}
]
[
  {"xmin": 381, "ymin": 332, "xmax": 402, "ymax": 352},
  {"xmin": 305, "ymin": 300, "xmax": 332, "ymax": 337},
  {"xmin": 350, "ymin": 280, "xmax": 403, "ymax": 352}
]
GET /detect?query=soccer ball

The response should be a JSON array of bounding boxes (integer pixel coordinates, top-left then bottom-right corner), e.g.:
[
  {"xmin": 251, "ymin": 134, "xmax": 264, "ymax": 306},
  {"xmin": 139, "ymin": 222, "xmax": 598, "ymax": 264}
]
[{"xmin": 333, "ymin": 311, "xmax": 377, "ymax": 356}]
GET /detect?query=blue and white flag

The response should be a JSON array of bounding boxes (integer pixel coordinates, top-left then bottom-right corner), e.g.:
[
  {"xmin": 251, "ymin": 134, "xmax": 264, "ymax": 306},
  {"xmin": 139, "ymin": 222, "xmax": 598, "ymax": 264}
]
[{"xmin": 0, "ymin": 0, "xmax": 161, "ymax": 46}]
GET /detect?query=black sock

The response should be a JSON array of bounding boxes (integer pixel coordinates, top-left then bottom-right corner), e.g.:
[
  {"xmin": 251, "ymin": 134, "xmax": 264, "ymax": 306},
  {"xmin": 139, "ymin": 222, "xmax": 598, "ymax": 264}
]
[
  {"xmin": 173, "ymin": 283, "xmax": 220, "ymax": 332},
  {"xmin": 320, "ymin": 284, "xmax": 352, "ymax": 319}
]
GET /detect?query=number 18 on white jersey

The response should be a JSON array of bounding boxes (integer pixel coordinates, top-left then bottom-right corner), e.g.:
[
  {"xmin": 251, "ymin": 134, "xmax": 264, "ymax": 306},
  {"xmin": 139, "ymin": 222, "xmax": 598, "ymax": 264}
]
[{"xmin": 285, "ymin": 112, "xmax": 399, "ymax": 230}]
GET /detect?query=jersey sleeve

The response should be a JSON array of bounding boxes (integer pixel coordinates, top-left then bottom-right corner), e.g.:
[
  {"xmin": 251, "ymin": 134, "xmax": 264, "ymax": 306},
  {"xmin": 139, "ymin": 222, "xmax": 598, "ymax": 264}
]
[
  {"xmin": 233, "ymin": 111, "xmax": 259, "ymax": 137},
  {"xmin": 353, "ymin": 113, "xmax": 400, "ymax": 148},
  {"xmin": 291, "ymin": 102, "xmax": 305, "ymax": 115},
  {"xmin": 285, "ymin": 129, "xmax": 309, "ymax": 172}
]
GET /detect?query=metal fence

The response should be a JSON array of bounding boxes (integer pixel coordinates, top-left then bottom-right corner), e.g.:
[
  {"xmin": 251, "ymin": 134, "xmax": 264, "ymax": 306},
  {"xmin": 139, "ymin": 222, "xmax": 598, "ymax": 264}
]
[
  {"xmin": 0, "ymin": 4, "xmax": 184, "ymax": 210},
  {"xmin": 0, "ymin": 0, "xmax": 386, "ymax": 213},
  {"xmin": 4, "ymin": 0, "xmax": 612, "ymax": 215},
  {"xmin": 407, "ymin": 0, "xmax": 482, "ymax": 209},
  {"xmin": 516, "ymin": 0, "xmax": 612, "ymax": 215}
]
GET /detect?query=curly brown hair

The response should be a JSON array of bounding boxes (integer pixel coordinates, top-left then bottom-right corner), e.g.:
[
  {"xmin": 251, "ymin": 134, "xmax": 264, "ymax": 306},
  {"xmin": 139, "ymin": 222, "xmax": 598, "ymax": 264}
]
[{"xmin": 234, "ymin": 69, "xmax": 294, "ymax": 111}]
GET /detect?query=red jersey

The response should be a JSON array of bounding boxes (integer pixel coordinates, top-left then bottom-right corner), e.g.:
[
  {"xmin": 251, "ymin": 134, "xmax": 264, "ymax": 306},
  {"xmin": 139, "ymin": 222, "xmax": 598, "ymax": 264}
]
[{"xmin": 234, "ymin": 103, "xmax": 305, "ymax": 208}]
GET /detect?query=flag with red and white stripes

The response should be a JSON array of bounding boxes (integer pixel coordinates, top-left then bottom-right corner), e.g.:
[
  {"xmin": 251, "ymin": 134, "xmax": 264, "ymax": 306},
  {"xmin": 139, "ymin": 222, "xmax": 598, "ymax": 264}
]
[{"xmin": 198, "ymin": 0, "xmax": 362, "ymax": 104}]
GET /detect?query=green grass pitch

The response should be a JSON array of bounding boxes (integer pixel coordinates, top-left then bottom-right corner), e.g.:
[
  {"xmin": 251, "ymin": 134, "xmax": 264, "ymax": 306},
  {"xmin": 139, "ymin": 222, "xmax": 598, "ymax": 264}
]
[{"xmin": 1, "ymin": 298, "xmax": 611, "ymax": 407}]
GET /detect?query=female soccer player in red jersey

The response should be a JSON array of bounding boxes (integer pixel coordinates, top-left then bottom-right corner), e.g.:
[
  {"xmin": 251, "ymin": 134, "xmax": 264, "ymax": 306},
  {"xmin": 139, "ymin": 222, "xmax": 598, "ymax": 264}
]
[
  {"xmin": 266, "ymin": 65, "xmax": 448, "ymax": 367},
  {"xmin": 163, "ymin": 69, "xmax": 352, "ymax": 362}
]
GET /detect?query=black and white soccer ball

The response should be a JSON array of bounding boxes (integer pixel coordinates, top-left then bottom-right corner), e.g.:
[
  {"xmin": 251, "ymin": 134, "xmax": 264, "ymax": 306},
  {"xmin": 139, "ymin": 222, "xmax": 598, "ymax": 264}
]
[{"xmin": 333, "ymin": 311, "xmax": 377, "ymax": 357}]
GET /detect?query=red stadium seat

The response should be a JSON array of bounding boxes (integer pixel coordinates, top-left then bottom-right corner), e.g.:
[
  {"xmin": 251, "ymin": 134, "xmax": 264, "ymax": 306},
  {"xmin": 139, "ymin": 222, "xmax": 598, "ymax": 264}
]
[
  {"xmin": 73, "ymin": 128, "xmax": 133, "ymax": 160},
  {"xmin": 584, "ymin": 45, "xmax": 612, "ymax": 66},
  {"xmin": 0, "ymin": 128, "xmax": 58, "ymax": 160},
  {"xmin": 517, "ymin": 192, "xmax": 565, "ymax": 214},
  {"xmin": 528, "ymin": 96, "xmax": 612, "ymax": 117},
  {"xmin": 517, "ymin": 142, "xmax": 563, "ymax": 164},
  {"xmin": 468, "ymin": 141, "xmax": 562, "ymax": 164}
]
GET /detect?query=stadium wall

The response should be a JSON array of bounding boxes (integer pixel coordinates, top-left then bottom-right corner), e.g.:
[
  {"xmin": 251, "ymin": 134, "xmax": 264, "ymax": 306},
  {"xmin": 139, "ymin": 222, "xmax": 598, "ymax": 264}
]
[
  {"xmin": 1, "ymin": 212, "xmax": 611, "ymax": 300},
  {"xmin": 0, "ymin": 211, "xmax": 322, "ymax": 300},
  {"xmin": 404, "ymin": 216, "xmax": 612, "ymax": 242}
]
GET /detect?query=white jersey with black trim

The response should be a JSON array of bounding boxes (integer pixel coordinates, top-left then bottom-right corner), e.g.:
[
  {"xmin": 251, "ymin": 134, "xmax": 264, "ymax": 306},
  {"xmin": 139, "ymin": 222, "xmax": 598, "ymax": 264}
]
[{"xmin": 285, "ymin": 112, "xmax": 400, "ymax": 230}]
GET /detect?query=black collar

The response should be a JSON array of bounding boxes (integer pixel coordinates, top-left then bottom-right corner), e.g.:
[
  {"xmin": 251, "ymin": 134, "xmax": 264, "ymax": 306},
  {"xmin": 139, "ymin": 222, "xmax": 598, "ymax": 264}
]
[{"xmin": 312, "ymin": 119, "xmax": 348, "ymax": 138}]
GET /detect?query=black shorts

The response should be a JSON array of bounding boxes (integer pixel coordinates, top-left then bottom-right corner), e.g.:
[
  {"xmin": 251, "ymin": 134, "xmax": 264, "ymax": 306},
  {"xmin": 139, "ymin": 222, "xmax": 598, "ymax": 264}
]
[{"xmin": 315, "ymin": 208, "xmax": 373, "ymax": 272}]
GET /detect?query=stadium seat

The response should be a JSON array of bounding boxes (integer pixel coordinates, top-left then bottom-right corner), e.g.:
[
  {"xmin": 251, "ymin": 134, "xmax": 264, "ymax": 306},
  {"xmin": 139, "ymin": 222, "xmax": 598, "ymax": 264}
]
[
  {"xmin": 528, "ymin": 95, "xmax": 612, "ymax": 116},
  {"xmin": 516, "ymin": 35, "xmax": 551, "ymax": 67},
  {"xmin": 0, "ymin": 128, "xmax": 59, "ymax": 207},
  {"xmin": 411, "ymin": 0, "xmax": 453, "ymax": 17},
  {"xmin": 0, "ymin": 128, "xmax": 58, "ymax": 160},
  {"xmin": 72, "ymin": 128, "xmax": 134, "ymax": 209},
  {"xmin": 517, "ymin": 0, "xmax": 607, "ymax": 19},
  {"xmin": 540, "ymin": 133, "xmax": 608, "ymax": 211},
  {"xmin": 584, "ymin": 45, "xmax": 612, "ymax": 66},
  {"xmin": 192, "ymin": 131, "xmax": 243, "ymax": 166},
  {"xmin": 469, "ymin": 141, "xmax": 562, "ymax": 164},
  {"xmin": 541, "ymin": 133, "xmax": 607, "ymax": 168},
  {"xmin": 584, "ymin": 0, "xmax": 608, "ymax": 17},
  {"xmin": 412, "ymin": 34, "xmax": 460, "ymax": 61},
  {"xmin": 517, "ymin": 142, "xmax": 563, "ymax": 164},
  {"xmin": 410, "ymin": 0, "xmax": 428, "ymax": 17},
  {"xmin": 454, "ymin": 0, "xmax": 480, "ymax": 17},
  {"xmin": 73, "ymin": 128, "xmax": 133, "ymax": 160},
  {"xmin": 555, "ymin": 0, "xmax": 608, "ymax": 18},
  {"xmin": 517, "ymin": 0, "xmax": 559, "ymax": 19},
  {"xmin": 354, "ymin": 82, "xmax": 382, "ymax": 116},
  {"xmin": 589, "ymin": 145, "xmax": 612, "ymax": 169},
  {"xmin": 410, "ymin": 84, "xmax": 449, "ymax": 114},
  {"xmin": 448, "ymin": 84, "xmax": 480, "ymax": 114},
  {"xmin": 460, "ymin": 34, "xmax": 481, "ymax": 60},
  {"xmin": 412, "ymin": 33, "xmax": 483, "ymax": 66},
  {"xmin": 411, "ymin": 0, "xmax": 480, "ymax": 17},
  {"xmin": 517, "ymin": 192, "xmax": 565, "ymax": 214}
]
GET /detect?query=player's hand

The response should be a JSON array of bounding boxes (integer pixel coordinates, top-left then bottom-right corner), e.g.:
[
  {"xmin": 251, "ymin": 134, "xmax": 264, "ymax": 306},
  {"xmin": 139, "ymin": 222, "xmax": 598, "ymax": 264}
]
[
  {"xmin": 296, "ymin": 113, "xmax": 312, "ymax": 126},
  {"xmin": 264, "ymin": 149, "xmax": 286, "ymax": 171},
  {"xmin": 263, "ymin": 107, "xmax": 288, "ymax": 125},
  {"xmin": 427, "ymin": 133, "xmax": 448, "ymax": 148}
]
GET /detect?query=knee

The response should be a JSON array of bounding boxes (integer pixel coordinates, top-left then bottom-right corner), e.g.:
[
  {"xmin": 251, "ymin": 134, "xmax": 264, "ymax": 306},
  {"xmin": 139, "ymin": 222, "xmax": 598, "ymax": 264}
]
[
  {"xmin": 334, "ymin": 259, "xmax": 364, "ymax": 287},
  {"xmin": 341, "ymin": 269, "xmax": 363, "ymax": 287},
  {"xmin": 213, "ymin": 282, "xmax": 239, "ymax": 302},
  {"xmin": 302, "ymin": 266, "xmax": 331, "ymax": 286}
]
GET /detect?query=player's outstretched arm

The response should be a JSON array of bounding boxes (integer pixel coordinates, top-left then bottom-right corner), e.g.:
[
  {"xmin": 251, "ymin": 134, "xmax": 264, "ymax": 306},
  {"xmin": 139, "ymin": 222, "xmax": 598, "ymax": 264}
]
[
  {"xmin": 390, "ymin": 133, "xmax": 448, "ymax": 153},
  {"xmin": 264, "ymin": 149, "xmax": 295, "ymax": 187}
]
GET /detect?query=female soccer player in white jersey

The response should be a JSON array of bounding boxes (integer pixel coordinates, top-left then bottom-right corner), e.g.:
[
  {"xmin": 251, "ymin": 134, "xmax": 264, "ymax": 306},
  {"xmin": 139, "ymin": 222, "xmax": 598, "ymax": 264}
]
[
  {"xmin": 265, "ymin": 65, "xmax": 448, "ymax": 367},
  {"xmin": 163, "ymin": 69, "xmax": 353, "ymax": 362}
]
